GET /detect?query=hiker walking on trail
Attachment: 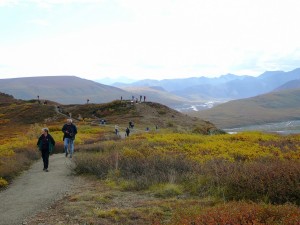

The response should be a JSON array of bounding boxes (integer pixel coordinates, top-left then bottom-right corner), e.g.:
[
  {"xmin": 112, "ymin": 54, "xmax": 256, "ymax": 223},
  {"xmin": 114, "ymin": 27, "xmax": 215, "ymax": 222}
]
[
  {"xmin": 62, "ymin": 119, "xmax": 77, "ymax": 158},
  {"xmin": 37, "ymin": 128, "xmax": 55, "ymax": 172},
  {"xmin": 125, "ymin": 127, "xmax": 130, "ymax": 137},
  {"xmin": 115, "ymin": 124, "xmax": 119, "ymax": 135}
]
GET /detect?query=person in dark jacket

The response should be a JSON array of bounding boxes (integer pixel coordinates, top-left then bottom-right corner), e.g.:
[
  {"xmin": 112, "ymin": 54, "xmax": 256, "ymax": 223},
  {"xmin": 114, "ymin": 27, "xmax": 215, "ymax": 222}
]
[
  {"xmin": 62, "ymin": 118, "xmax": 77, "ymax": 158},
  {"xmin": 125, "ymin": 127, "xmax": 130, "ymax": 137},
  {"xmin": 37, "ymin": 128, "xmax": 55, "ymax": 172}
]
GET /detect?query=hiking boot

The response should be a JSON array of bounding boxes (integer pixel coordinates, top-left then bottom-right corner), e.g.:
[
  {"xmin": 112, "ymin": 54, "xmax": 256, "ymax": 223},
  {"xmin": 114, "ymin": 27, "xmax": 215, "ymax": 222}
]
[
  {"xmin": 69, "ymin": 154, "xmax": 72, "ymax": 158},
  {"xmin": 65, "ymin": 152, "xmax": 68, "ymax": 157},
  {"xmin": 45, "ymin": 169, "xmax": 49, "ymax": 172}
]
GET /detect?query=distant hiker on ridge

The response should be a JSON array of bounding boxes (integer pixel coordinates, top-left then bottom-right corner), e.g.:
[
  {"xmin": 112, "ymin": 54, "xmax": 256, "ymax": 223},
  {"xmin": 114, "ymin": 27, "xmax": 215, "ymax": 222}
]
[
  {"xmin": 126, "ymin": 127, "xmax": 130, "ymax": 137},
  {"xmin": 62, "ymin": 119, "xmax": 77, "ymax": 158},
  {"xmin": 129, "ymin": 121, "xmax": 134, "ymax": 129},
  {"xmin": 37, "ymin": 128, "xmax": 55, "ymax": 172},
  {"xmin": 115, "ymin": 124, "xmax": 119, "ymax": 136}
]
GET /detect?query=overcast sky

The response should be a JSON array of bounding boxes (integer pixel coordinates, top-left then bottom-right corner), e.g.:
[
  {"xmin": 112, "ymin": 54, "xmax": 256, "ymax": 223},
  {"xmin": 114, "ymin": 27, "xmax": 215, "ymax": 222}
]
[{"xmin": 0, "ymin": 0, "xmax": 299, "ymax": 81}]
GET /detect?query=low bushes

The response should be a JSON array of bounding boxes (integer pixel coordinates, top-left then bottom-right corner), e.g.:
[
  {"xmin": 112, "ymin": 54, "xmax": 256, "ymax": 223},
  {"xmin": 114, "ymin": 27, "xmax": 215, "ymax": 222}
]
[
  {"xmin": 163, "ymin": 201, "xmax": 300, "ymax": 225},
  {"xmin": 74, "ymin": 132, "xmax": 300, "ymax": 205},
  {"xmin": 208, "ymin": 159, "xmax": 300, "ymax": 205},
  {"xmin": 0, "ymin": 147, "xmax": 40, "ymax": 186},
  {"xmin": 75, "ymin": 150, "xmax": 196, "ymax": 190}
]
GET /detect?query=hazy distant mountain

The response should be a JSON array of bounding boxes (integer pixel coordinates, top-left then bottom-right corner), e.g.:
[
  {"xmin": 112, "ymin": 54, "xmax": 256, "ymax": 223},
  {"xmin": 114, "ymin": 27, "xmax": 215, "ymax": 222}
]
[
  {"xmin": 0, "ymin": 76, "xmax": 130, "ymax": 104},
  {"xmin": 95, "ymin": 77, "xmax": 137, "ymax": 85},
  {"xmin": 114, "ymin": 74, "xmax": 242, "ymax": 92},
  {"xmin": 114, "ymin": 68, "xmax": 300, "ymax": 101},
  {"xmin": 172, "ymin": 76, "xmax": 264, "ymax": 100},
  {"xmin": 191, "ymin": 88, "xmax": 300, "ymax": 129}
]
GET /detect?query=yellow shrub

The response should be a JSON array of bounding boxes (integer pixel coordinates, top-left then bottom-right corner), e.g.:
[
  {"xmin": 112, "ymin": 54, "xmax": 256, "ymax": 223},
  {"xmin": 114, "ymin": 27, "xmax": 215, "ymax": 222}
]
[
  {"xmin": 0, "ymin": 177, "xmax": 8, "ymax": 188},
  {"xmin": 130, "ymin": 131, "xmax": 300, "ymax": 162}
]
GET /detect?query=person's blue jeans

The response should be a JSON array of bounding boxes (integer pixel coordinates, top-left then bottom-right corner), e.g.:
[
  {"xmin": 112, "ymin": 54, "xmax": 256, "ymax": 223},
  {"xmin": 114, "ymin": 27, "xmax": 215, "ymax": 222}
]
[{"xmin": 64, "ymin": 138, "xmax": 74, "ymax": 157}]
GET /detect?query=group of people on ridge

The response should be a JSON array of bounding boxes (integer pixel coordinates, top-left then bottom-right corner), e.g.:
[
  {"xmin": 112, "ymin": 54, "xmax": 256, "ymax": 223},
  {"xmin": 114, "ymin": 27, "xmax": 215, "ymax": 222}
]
[{"xmin": 37, "ymin": 118, "xmax": 77, "ymax": 172}]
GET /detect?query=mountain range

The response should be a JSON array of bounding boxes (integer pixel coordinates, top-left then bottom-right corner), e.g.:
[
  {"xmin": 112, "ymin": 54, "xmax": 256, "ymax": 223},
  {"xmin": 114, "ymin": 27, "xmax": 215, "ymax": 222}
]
[
  {"xmin": 2, "ymin": 68, "xmax": 300, "ymax": 106},
  {"xmin": 1, "ymin": 68, "xmax": 300, "ymax": 129},
  {"xmin": 114, "ymin": 68, "xmax": 300, "ymax": 101}
]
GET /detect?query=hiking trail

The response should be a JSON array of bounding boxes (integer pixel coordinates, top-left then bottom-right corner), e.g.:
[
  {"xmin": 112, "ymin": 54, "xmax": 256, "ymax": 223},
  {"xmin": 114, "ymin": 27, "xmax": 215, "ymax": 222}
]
[{"xmin": 0, "ymin": 154, "xmax": 77, "ymax": 225}]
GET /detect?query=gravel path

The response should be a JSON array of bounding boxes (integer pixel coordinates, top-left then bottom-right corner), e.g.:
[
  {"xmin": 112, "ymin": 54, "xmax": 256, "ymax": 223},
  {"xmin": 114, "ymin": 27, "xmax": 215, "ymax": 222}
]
[{"xmin": 0, "ymin": 154, "xmax": 75, "ymax": 225}]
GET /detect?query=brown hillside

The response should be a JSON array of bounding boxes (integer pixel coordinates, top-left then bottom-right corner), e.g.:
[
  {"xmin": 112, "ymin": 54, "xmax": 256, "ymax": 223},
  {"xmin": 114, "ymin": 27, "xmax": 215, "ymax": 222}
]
[
  {"xmin": 0, "ymin": 93, "xmax": 64, "ymax": 125},
  {"xmin": 0, "ymin": 92, "xmax": 19, "ymax": 104},
  {"xmin": 60, "ymin": 100, "xmax": 219, "ymax": 134},
  {"xmin": 0, "ymin": 76, "xmax": 130, "ymax": 104},
  {"xmin": 0, "ymin": 93, "xmax": 220, "ymax": 135}
]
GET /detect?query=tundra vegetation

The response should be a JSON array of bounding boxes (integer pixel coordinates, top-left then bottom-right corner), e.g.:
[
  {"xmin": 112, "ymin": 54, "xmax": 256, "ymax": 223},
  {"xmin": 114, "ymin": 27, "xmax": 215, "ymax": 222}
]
[
  {"xmin": 72, "ymin": 131, "xmax": 300, "ymax": 224},
  {"xmin": 0, "ymin": 95, "xmax": 299, "ymax": 224}
]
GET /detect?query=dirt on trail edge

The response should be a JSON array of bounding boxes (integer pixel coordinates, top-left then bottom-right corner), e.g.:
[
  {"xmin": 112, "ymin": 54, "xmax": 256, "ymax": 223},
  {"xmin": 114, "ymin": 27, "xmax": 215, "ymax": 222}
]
[{"xmin": 0, "ymin": 153, "xmax": 79, "ymax": 225}]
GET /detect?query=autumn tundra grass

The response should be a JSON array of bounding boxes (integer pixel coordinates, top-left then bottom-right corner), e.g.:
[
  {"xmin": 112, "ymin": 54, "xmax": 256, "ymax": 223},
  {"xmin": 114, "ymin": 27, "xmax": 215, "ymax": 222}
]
[
  {"xmin": 75, "ymin": 132, "xmax": 300, "ymax": 203},
  {"xmin": 73, "ymin": 131, "xmax": 300, "ymax": 224}
]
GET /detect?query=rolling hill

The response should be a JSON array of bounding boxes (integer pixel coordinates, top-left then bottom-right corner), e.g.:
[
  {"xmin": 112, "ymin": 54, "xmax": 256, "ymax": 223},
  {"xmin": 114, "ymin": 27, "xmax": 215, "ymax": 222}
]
[
  {"xmin": 0, "ymin": 92, "xmax": 219, "ymax": 134},
  {"xmin": 191, "ymin": 88, "xmax": 300, "ymax": 129},
  {"xmin": 56, "ymin": 100, "xmax": 220, "ymax": 134},
  {"xmin": 0, "ymin": 76, "xmax": 130, "ymax": 104}
]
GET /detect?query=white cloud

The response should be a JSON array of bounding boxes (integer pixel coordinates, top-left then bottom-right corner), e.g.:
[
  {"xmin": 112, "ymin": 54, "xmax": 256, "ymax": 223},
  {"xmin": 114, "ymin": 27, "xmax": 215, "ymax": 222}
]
[
  {"xmin": 0, "ymin": 0, "xmax": 18, "ymax": 7},
  {"xmin": 1, "ymin": 0, "xmax": 300, "ymax": 79},
  {"xmin": 28, "ymin": 19, "xmax": 49, "ymax": 26}
]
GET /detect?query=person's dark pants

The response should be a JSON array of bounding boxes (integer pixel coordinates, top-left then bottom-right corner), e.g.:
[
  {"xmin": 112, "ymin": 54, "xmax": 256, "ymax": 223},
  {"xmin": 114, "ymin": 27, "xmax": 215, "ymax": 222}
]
[{"xmin": 42, "ymin": 150, "xmax": 49, "ymax": 169}]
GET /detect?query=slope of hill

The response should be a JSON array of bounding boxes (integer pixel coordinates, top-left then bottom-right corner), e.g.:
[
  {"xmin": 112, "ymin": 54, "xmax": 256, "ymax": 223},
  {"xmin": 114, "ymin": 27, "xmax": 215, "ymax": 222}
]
[
  {"xmin": 61, "ymin": 100, "xmax": 219, "ymax": 134},
  {"xmin": 0, "ymin": 96, "xmax": 62, "ymax": 126},
  {"xmin": 274, "ymin": 79, "xmax": 300, "ymax": 91},
  {"xmin": 0, "ymin": 93, "xmax": 219, "ymax": 134},
  {"xmin": 191, "ymin": 89, "xmax": 300, "ymax": 129},
  {"xmin": 0, "ymin": 76, "xmax": 130, "ymax": 104},
  {"xmin": 0, "ymin": 92, "xmax": 18, "ymax": 104}
]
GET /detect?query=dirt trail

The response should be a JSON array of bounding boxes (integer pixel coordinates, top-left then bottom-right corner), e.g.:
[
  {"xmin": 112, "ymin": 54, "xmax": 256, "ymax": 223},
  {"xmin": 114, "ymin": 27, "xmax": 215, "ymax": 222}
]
[{"xmin": 0, "ymin": 154, "xmax": 76, "ymax": 225}]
